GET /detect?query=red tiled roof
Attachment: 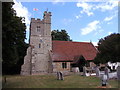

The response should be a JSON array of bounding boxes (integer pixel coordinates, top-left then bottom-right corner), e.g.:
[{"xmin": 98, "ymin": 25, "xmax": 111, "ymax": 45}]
[{"xmin": 52, "ymin": 41, "xmax": 98, "ymax": 62}]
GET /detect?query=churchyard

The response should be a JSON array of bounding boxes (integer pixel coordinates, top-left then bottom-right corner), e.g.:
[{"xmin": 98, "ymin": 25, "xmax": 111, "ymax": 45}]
[{"xmin": 2, "ymin": 74, "xmax": 119, "ymax": 88}]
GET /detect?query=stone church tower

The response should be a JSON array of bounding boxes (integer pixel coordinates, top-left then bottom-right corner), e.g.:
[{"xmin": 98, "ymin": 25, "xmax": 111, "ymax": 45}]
[{"xmin": 21, "ymin": 11, "xmax": 53, "ymax": 75}]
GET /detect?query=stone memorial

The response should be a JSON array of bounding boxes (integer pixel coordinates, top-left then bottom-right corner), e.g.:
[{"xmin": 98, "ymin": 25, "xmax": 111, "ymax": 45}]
[
  {"xmin": 95, "ymin": 67, "xmax": 100, "ymax": 77},
  {"xmin": 101, "ymin": 74, "xmax": 108, "ymax": 86},
  {"xmin": 57, "ymin": 71, "xmax": 64, "ymax": 80},
  {"xmin": 57, "ymin": 72, "xmax": 60, "ymax": 80},
  {"xmin": 75, "ymin": 67, "xmax": 79, "ymax": 73},
  {"xmin": 117, "ymin": 66, "xmax": 120, "ymax": 80},
  {"xmin": 83, "ymin": 66, "xmax": 87, "ymax": 76},
  {"xmin": 105, "ymin": 67, "xmax": 109, "ymax": 79},
  {"xmin": 60, "ymin": 72, "xmax": 64, "ymax": 80}
]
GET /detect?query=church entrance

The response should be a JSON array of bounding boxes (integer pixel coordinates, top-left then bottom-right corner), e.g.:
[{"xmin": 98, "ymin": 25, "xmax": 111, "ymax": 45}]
[{"xmin": 71, "ymin": 55, "xmax": 86, "ymax": 72}]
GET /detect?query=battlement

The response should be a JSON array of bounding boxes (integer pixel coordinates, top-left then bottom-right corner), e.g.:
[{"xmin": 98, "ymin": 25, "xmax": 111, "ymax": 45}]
[
  {"xmin": 44, "ymin": 11, "xmax": 51, "ymax": 16},
  {"xmin": 31, "ymin": 18, "xmax": 41, "ymax": 21},
  {"xmin": 31, "ymin": 18, "xmax": 35, "ymax": 21},
  {"xmin": 44, "ymin": 11, "xmax": 51, "ymax": 14},
  {"xmin": 31, "ymin": 11, "xmax": 51, "ymax": 24},
  {"xmin": 31, "ymin": 18, "xmax": 44, "ymax": 23}
]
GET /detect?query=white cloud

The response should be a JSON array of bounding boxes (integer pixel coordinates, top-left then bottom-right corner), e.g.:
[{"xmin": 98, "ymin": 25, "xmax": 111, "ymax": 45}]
[
  {"xmin": 84, "ymin": 41, "xmax": 98, "ymax": 46},
  {"xmin": 25, "ymin": 30, "xmax": 29, "ymax": 43},
  {"xmin": 81, "ymin": 20, "xmax": 101, "ymax": 35},
  {"xmin": 92, "ymin": 42, "xmax": 98, "ymax": 46},
  {"xmin": 52, "ymin": 0, "xmax": 65, "ymax": 5},
  {"xmin": 52, "ymin": 0, "xmax": 60, "ymax": 4},
  {"xmin": 76, "ymin": 1, "xmax": 118, "ymax": 16},
  {"xmin": 76, "ymin": 2, "xmax": 94, "ymax": 16},
  {"xmin": 96, "ymin": 1, "xmax": 118, "ymax": 12},
  {"xmin": 94, "ymin": 29, "xmax": 104, "ymax": 35},
  {"xmin": 63, "ymin": 18, "xmax": 73, "ymax": 25},
  {"xmin": 75, "ymin": 15, "xmax": 81, "ymax": 19},
  {"xmin": 108, "ymin": 31, "xmax": 113, "ymax": 35},
  {"xmin": 104, "ymin": 16, "xmax": 114, "ymax": 21},
  {"xmin": 107, "ymin": 22, "xmax": 113, "ymax": 24},
  {"xmin": 103, "ymin": 10, "xmax": 117, "ymax": 22},
  {"xmin": 13, "ymin": 0, "xmax": 31, "ymax": 31}
]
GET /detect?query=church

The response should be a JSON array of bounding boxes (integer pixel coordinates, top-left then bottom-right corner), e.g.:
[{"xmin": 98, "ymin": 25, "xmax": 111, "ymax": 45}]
[{"xmin": 21, "ymin": 11, "xmax": 98, "ymax": 75}]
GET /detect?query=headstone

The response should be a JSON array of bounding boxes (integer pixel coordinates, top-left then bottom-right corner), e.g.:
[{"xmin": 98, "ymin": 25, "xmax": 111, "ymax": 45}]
[
  {"xmin": 57, "ymin": 71, "xmax": 64, "ymax": 80},
  {"xmin": 101, "ymin": 74, "xmax": 108, "ymax": 86},
  {"xmin": 76, "ymin": 67, "xmax": 79, "ymax": 72},
  {"xmin": 117, "ymin": 66, "xmax": 120, "ymax": 81},
  {"xmin": 104, "ymin": 67, "xmax": 109, "ymax": 79},
  {"xmin": 59, "ymin": 72, "xmax": 64, "ymax": 80},
  {"xmin": 57, "ymin": 72, "xmax": 60, "ymax": 80},
  {"xmin": 83, "ymin": 66, "xmax": 87, "ymax": 76},
  {"xmin": 95, "ymin": 67, "xmax": 100, "ymax": 77}
]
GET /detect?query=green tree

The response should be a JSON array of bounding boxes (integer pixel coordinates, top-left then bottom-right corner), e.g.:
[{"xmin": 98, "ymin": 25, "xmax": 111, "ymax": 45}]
[
  {"xmin": 2, "ymin": 2, "xmax": 28, "ymax": 74},
  {"xmin": 51, "ymin": 29, "xmax": 72, "ymax": 41},
  {"xmin": 94, "ymin": 33, "xmax": 120, "ymax": 64}
]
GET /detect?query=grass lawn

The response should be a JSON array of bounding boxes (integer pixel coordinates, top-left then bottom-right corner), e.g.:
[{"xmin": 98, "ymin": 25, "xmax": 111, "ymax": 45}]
[{"xmin": 2, "ymin": 74, "xmax": 119, "ymax": 88}]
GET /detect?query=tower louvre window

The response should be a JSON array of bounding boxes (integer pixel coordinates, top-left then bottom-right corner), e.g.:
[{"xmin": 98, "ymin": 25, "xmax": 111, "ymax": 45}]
[
  {"xmin": 37, "ymin": 26, "xmax": 40, "ymax": 32},
  {"xmin": 39, "ymin": 44, "xmax": 41, "ymax": 48}
]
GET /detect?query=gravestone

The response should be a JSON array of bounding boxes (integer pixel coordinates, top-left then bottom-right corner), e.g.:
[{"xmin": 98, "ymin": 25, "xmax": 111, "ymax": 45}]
[
  {"xmin": 105, "ymin": 67, "xmax": 109, "ymax": 79},
  {"xmin": 95, "ymin": 67, "xmax": 100, "ymax": 77},
  {"xmin": 59, "ymin": 72, "xmax": 64, "ymax": 80},
  {"xmin": 83, "ymin": 66, "xmax": 87, "ymax": 76},
  {"xmin": 57, "ymin": 71, "xmax": 64, "ymax": 80},
  {"xmin": 76, "ymin": 67, "xmax": 79, "ymax": 73},
  {"xmin": 57, "ymin": 72, "xmax": 60, "ymax": 80},
  {"xmin": 117, "ymin": 66, "xmax": 120, "ymax": 80},
  {"xmin": 101, "ymin": 74, "xmax": 108, "ymax": 86}
]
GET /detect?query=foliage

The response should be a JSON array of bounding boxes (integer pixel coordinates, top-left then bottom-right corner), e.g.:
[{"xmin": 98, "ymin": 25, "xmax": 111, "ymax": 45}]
[
  {"xmin": 2, "ymin": 2, "xmax": 28, "ymax": 74},
  {"xmin": 94, "ymin": 33, "xmax": 120, "ymax": 64},
  {"xmin": 51, "ymin": 29, "xmax": 72, "ymax": 41}
]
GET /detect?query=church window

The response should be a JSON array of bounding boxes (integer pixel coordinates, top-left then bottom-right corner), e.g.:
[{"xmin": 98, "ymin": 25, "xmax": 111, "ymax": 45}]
[
  {"xmin": 39, "ymin": 44, "xmax": 41, "ymax": 48},
  {"xmin": 62, "ymin": 62, "xmax": 67, "ymax": 69},
  {"xmin": 37, "ymin": 26, "xmax": 40, "ymax": 32}
]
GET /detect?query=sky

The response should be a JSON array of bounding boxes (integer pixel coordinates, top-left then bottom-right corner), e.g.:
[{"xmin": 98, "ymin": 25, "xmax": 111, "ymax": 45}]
[{"xmin": 12, "ymin": 0, "xmax": 119, "ymax": 46}]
